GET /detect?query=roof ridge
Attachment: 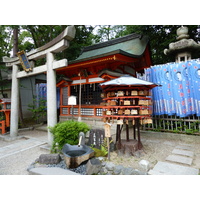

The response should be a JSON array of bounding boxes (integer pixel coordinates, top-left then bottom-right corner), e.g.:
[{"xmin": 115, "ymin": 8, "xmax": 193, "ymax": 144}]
[{"xmin": 82, "ymin": 33, "xmax": 142, "ymax": 53}]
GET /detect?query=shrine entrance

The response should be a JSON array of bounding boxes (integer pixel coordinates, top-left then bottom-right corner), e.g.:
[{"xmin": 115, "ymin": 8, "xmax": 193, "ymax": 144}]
[{"xmin": 3, "ymin": 26, "xmax": 76, "ymax": 145}]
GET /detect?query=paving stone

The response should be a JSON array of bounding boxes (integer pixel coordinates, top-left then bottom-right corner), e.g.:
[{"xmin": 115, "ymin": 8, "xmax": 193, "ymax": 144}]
[
  {"xmin": 165, "ymin": 155, "xmax": 193, "ymax": 165},
  {"xmin": 175, "ymin": 145, "xmax": 193, "ymax": 151},
  {"xmin": 148, "ymin": 170, "xmax": 170, "ymax": 175},
  {"xmin": 28, "ymin": 167, "xmax": 79, "ymax": 175},
  {"xmin": 163, "ymin": 141, "xmax": 176, "ymax": 146},
  {"xmin": 148, "ymin": 161, "xmax": 199, "ymax": 175},
  {"xmin": 0, "ymin": 139, "xmax": 46, "ymax": 159},
  {"xmin": 145, "ymin": 139, "xmax": 160, "ymax": 144},
  {"xmin": 172, "ymin": 149, "xmax": 194, "ymax": 158}
]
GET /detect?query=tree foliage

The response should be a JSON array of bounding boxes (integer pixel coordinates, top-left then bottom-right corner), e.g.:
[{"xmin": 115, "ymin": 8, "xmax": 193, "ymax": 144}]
[
  {"xmin": 0, "ymin": 25, "xmax": 200, "ymax": 66},
  {"xmin": 122, "ymin": 25, "xmax": 200, "ymax": 65}
]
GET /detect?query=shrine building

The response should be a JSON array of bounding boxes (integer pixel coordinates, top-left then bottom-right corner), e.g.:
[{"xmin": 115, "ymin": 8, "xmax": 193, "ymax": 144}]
[{"xmin": 56, "ymin": 33, "xmax": 152, "ymax": 127}]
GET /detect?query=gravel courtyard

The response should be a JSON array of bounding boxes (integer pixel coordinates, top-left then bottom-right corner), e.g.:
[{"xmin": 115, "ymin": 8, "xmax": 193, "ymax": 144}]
[{"xmin": 0, "ymin": 128, "xmax": 200, "ymax": 175}]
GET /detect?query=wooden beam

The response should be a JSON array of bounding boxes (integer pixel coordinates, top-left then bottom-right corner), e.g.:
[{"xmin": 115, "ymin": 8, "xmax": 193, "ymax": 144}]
[{"xmin": 17, "ymin": 59, "xmax": 67, "ymax": 78}]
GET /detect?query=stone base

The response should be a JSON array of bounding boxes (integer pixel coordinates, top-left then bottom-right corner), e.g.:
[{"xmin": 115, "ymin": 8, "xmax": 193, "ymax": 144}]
[
  {"xmin": 116, "ymin": 139, "xmax": 143, "ymax": 157},
  {"xmin": 38, "ymin": 154, "xmax": 61, "ymax": 164}
]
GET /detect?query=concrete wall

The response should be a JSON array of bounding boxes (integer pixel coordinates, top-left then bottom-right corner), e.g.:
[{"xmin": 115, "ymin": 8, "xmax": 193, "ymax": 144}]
[{"xmin": 20, "ymin": 74, "xmax": 46, "ymax": 118}]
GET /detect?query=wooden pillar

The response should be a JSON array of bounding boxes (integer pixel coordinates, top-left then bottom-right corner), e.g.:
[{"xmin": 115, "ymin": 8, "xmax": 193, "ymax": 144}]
[
  {"xmin": 133, "ymin": 124, "xmax": 136, "ymax": 140},
  {"xmin": 116, "ymin": 124, "xmax": 120, "ymax": 142},
  {"xmin": 116, "ymin": 124, "xmax": 122, "ymax": 148},
  {"xmin": 126, "ymin": 122, "xmax": 129, "ymax": 141},
  {"xmin": 136, "ymin": 118, "xmax": 142, "ymax": 150}
]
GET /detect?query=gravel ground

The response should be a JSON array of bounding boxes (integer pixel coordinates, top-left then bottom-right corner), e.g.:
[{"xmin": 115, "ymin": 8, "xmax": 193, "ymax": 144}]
[
  {"xmin": 0, "ymin": 128, "xmax": 200, "ymax": 175},
  {"xmin": 110, "ymin": 130, "xmax": 200, "ymax": 171},
  {"xmin": 0, "ymin": 146, "xmax": 47, "ymax": 175},
  {"xmin": 0, "ymin": 129, "xmax": 48, "ymax": 175}
]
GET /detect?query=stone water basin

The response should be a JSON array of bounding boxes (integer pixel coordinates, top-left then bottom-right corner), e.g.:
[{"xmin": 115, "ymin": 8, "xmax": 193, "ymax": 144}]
[{"xmin": 62, "ymin": 144, "xmax": 94, "ymax": 168}]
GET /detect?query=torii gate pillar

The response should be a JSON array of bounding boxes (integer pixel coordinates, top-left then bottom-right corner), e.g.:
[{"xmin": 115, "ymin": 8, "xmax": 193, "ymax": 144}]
[
  {"xmin": 46, "ymin": 52, "xmax": 57, "ymax": 144},
  {"xmin": 3, "ymin": 26, "xmax": 76, "ymax": 146},
  {"xmin": 10, "ymin": 64, "xmax": 19, "ymax": 137}
]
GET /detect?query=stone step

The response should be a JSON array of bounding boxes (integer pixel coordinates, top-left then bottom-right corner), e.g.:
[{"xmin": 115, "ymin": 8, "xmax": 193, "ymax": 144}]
[
  {"xmin": 172, "ymin": 148, "xmax": 194, "ymax": 158},
  {"xmin": 175, "ymin": 145, "xmax": 193, "ymax": 151},
  {"xmin": 148, "ymin": 169, "xmax": 172, "ymax": 175},
  {"xmin": 165, "ymin": 154, "xmax": 193, "ymax": 165},
  {"xmin": 34, "ymin": 126, "xmax": 48, "ymax": 132},
  {"xmin": 28, "ymin": 167, "xmax": 79, "ymax": 175},
  {"xmin": 0, "ymin": 138, "xmax": 46, "ymax": 159},
  {"xmin": 148, "ymin": 161, "xmax": 199, "ymax": 175}
]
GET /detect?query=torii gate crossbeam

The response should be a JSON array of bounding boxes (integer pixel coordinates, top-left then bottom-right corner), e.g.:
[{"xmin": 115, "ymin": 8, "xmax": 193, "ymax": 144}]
[{"xmin": 3, "ymin": 26, "xmax": 76, "ymax": 145}]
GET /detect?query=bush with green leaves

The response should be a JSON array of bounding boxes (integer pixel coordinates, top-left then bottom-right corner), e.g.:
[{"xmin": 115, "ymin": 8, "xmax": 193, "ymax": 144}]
[
  {"xmin": 49, "ymin": 120, "xmax": 90, "ymax": 153},
  {"xmin": 28, "ymin": 96, "xmax": 47, "ymax": 123}
]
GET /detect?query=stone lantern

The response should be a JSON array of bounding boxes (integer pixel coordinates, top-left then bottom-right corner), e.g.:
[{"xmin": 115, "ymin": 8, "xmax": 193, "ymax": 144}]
[{"xmin": 164, "ymin": 26, "xmax": 200, "ymax": 63}]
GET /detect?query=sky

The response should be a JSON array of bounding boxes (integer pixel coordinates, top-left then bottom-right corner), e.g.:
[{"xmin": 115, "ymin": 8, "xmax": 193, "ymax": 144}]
[{"xmin": 1, "ymin": 1, "xmax": 199, "ymax": 25}]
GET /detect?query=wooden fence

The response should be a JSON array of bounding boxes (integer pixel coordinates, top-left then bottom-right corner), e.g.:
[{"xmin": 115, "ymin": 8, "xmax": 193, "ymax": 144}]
[{"xmin": 142, "ymin": 114, "xmax": 200, "ymax": 134}]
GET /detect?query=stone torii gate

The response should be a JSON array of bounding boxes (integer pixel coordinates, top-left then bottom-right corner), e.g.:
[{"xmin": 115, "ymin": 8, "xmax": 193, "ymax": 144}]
[{"xmin": 3, "ymin": 26, "xmax": 76, "ymax": 145}]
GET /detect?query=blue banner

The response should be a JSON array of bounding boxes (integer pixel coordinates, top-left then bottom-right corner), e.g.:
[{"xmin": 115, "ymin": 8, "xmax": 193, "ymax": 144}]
[
  {"xmin": 146, "ymin": 59, "xmax": 200, "ymax": 117},
  {"xmin": 35, "ymin": 83, "xmax": 60, "ymax": 109}
]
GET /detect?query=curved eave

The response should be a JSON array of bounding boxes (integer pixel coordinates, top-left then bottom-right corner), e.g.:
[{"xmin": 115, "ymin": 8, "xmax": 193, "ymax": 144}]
[
  {"xmin": 69, "ymin": 49, "xmax": 142, "ymax": 65},
  {"xmin": 56, "ymin": 52, "xmax": 140, "ymax": 75},
  {"xmin": 72, "ymin": 34, "xmax": 149, "ymax": 63},
  {"xmin": 100, "ymin": 84, "xmax": 158, "ymax": 91}
]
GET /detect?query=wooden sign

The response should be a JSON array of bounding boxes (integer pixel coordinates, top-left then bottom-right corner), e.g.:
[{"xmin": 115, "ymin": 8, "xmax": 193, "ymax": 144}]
[
  {"xmin": 104, "ymin": 123, "xmax": 111, "ymax": 137},
  {"xmin": 139, "ymin": 109, "xmax": 149, "ymax": 115},
  {"xmin": 131, "ymin": 90, "xmax": 138, "ymax": 95},
  {"xmin": 17, "ymin": 50, "xmax": 32, "ymax": 72},
  {"xmin": 117, "ymin": 91, "xmax": 124, "ymax": 96},
  {"xmin": 124, "ymin": 109, "xmax": 130, "ymax": 115},
  {"xmin": 110, "ymin": 100, "xmax": 117, "ymax": 105},
  {"xmin": 131, "ymin": 109, "xmax": 138, "ymax": 115},
  {"xmin": 104, "ymin": 123, "xmax": 111, "ymax": 161},
  {"xmin": 117, "ymin": 119, "xmax": 123, "ymax": 124},
  {"xmin": 101, "ymin": 93, "xmax": 106, "ymax": 98},
  {"xmin": 68, "ymin": 96, "xmax": 77, "ymax": 105},
  {"xmin": 124, "ymin": 100, "xmax": 130, "ymax": 105}
]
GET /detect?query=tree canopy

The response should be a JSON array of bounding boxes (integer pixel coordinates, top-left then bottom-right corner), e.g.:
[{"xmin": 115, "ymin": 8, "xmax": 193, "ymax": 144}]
[{"xmin": 0, "ymin": 25, "xmax": 200, "ymax": 65}]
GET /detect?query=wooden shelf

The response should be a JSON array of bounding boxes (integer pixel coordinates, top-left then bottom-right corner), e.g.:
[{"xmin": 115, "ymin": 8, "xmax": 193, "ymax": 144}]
[
  {"xmin": 103, "ymin": 96, "xmax": 151, "ymax": 100},
  {"xmin": 103, "ymin": 115, "xmax": 152, "ymax": 118},
  {"xmin": 102, "ymin": 106, "xmax": 150, "ymax": 109}
]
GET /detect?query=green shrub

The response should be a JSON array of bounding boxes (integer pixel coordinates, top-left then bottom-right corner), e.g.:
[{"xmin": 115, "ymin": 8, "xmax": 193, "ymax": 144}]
[
  {"xmin": 49, "ymin": 120, "xmax": 90, "ymax": 153},
  {"xmin": 91, "ymin": 138, "xmax": 113, "ymax": 157}
]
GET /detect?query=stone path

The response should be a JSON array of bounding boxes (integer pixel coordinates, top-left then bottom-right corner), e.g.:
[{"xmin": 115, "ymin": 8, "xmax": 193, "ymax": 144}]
[
  {"xmin": 149, "ymin": 144, "xmax": 199, "ymax": 175},
  {"xmin": 0, "ymin": 138, "xmax": 46, "ymax": 159},
  {"xmin": 28, "ymin": 167, "xmax": 79, "ymax": 175}
]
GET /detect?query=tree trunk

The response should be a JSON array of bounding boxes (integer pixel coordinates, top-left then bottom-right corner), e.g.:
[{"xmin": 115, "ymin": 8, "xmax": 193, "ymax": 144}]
[
  {"xmin": 12, "ymin": 28, "xmax": 18, "ymax": 57},
  {"xmin": 12, "ymin": 28, "xmax": 24, "ymax": 127}
]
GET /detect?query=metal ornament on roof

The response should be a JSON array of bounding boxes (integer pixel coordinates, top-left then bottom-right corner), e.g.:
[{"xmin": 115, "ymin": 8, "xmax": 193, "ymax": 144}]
[{"xmin": 100, "ymin": 75, "xmax": 158, "ymax": 89}]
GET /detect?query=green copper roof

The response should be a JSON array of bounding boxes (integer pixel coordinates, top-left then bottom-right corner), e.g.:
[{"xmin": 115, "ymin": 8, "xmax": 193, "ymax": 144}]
[{"xmin": 71, "ymin": 33, "xmax": 149, "ymax": 64}]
